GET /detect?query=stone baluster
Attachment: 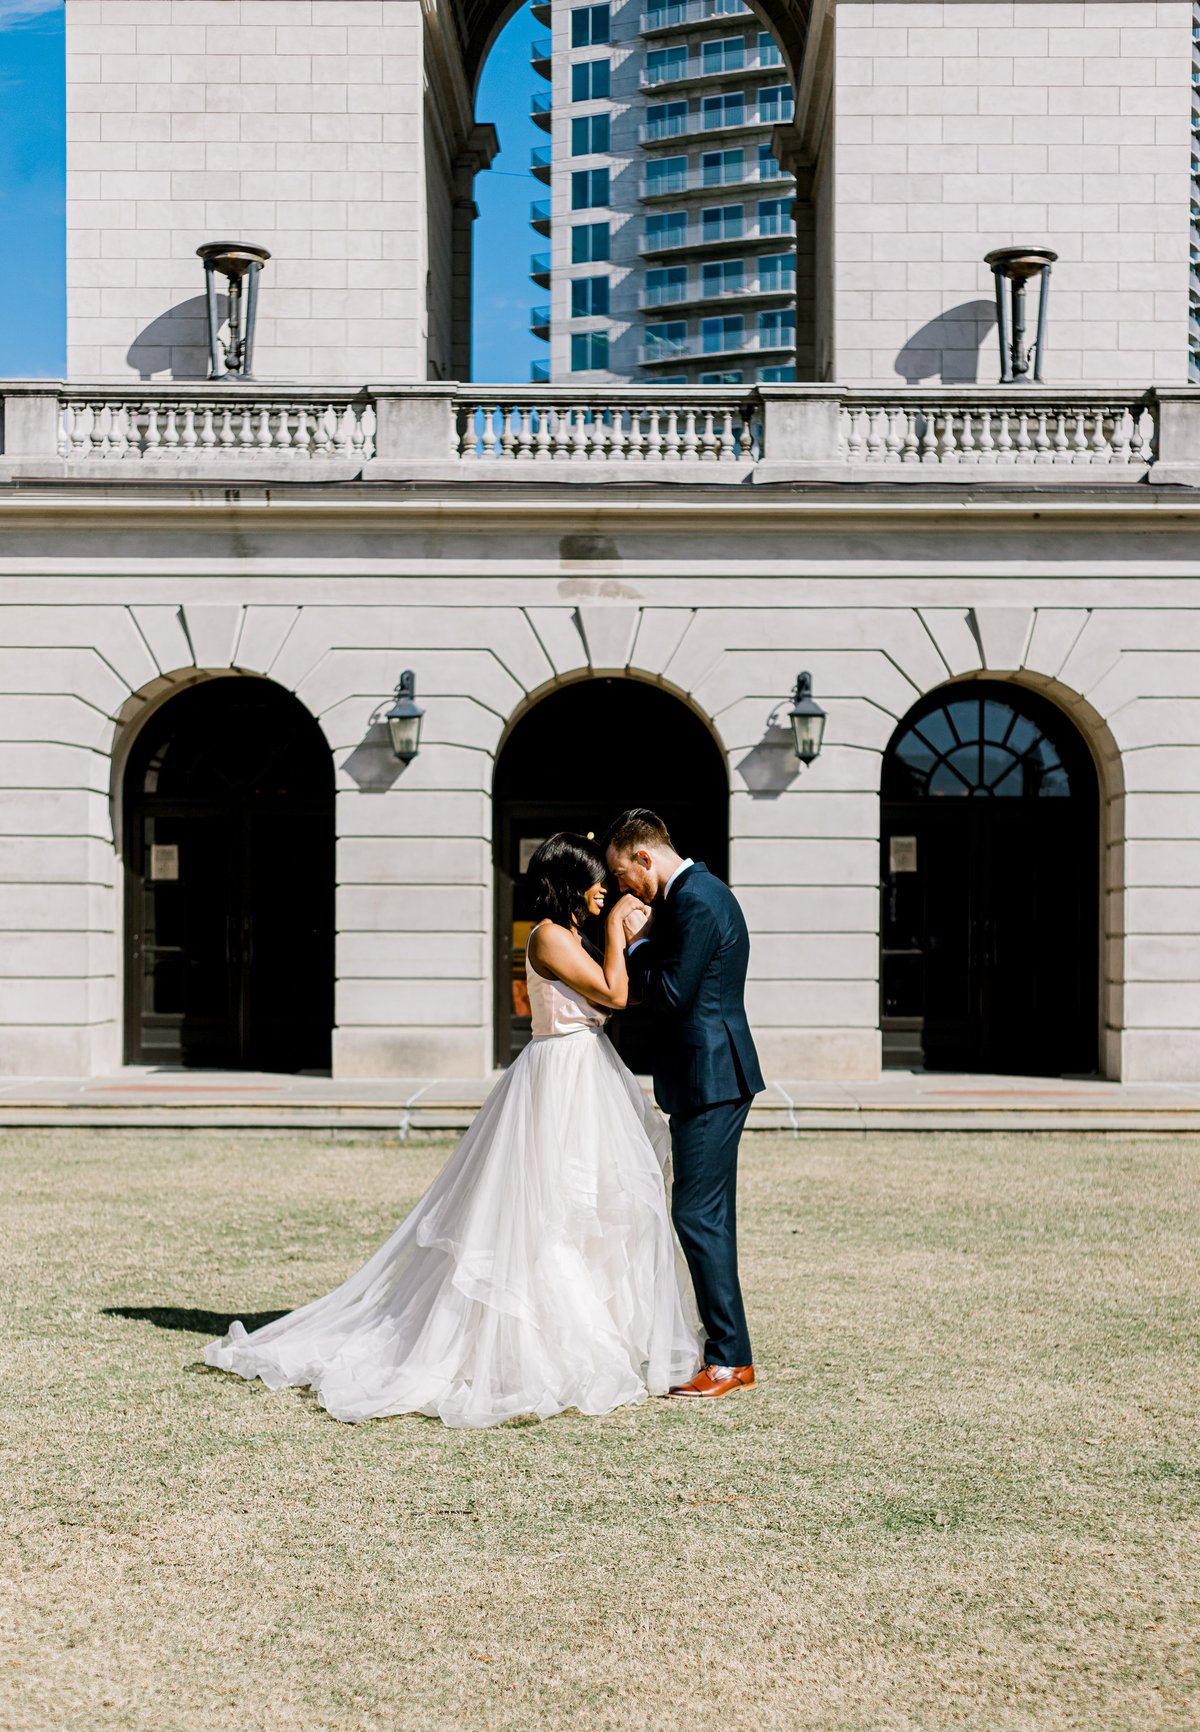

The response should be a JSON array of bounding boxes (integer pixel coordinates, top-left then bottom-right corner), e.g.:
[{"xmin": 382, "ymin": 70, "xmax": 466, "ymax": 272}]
[
  {"xmin": 162, "ymin": 407, "xmax": 180, "ymax": 455},
  {"xmin": 88, "ymin": 402, "xmax": 109, "ymax": 458},
  {"xmin": 919, "ymin": 409, "xmax": 939, "ymax": 464},
  {"xmin": 533, "ymin": 404, "xmax": 552, "ymax": 461},
  {"xmin": 645, "ymin": 408, "xmax": 664, "ymax": 462},
  {"xmin": 1033, "ymin": 411, "xmax": 1051, "ymax": 463},
  {"xmin": 627, "ymin": 407, "xmax": 647, "ymax": 461},
  {"xmin": 1070, "ymin": 407, "xmax": 1089, "ymax": 464},
  {"xmin": 142, "ymin": 403, "xmax": 161, "ymax": 458},
  {"xmin": 1051, "ymin": 412, "xmax": 1069, "ymax": 463},
  {"xmin": 107, "ymin": 403, "xmax": 131, "ymax": 458},
  {"xmin": 1089, "ymin": 406, "xmax": 1108, "ymax": 464},
  {"xmin": 882, "ymin": 407, "xmax": 903, "ymax": 462},
  {"xmin": 1109, "ymin": 407, "xmax": 1131, "ymax": 466},
  {"xmin": 680, "ymin": 407, "xmax": 699, "ymax": 460},
  {"xmin": 1014, "ymin": 410, "xmax": 1032, "ymax": 462},
  {"xmin": 959, "ymin": 409, "xmax": 977, "ymax": 464},
  {"xmin": 663, "ymin": 408, "xmax": 681, "ymax": 460},
  {"xmin": 348, "ymin": 408, "xmax": 366, "ymax": 462},
  {"xmin": 717, "ymin": 408, "xmax": 736, "ymax": 463},
  {"xmin": 739, "ymin": 410, "xmax": 755, "ymax": 461},
  {"xmin": 977, "ymin": 407, "xmax": 996, "ymax": 464},
  {"xmin": 995, "ymin": 408, "xmax": 1014, "ymax": 463}
]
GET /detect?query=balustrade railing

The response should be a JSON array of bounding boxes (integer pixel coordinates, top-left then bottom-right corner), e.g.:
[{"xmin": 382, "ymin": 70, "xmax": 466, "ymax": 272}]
[
  {"xmin": 455, "ymin": 393, "xmax": 762, "ymax": 464},
  {"xmin": 837, "ymin": 395, "xmax": 1156, "ymax": 467},
  {"xmin": 0, "ymin": 382, "xmax": 1178, "ymax": 482},
  {"xmin": 57, "ymin": 390, "xmax": 376, "ymax": 463}
]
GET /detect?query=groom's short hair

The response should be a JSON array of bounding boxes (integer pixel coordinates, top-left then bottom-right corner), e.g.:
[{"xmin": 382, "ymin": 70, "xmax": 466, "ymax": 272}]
[{"xmin": 603, "ymin": 808, "xmax": 674, "ymax": 857}]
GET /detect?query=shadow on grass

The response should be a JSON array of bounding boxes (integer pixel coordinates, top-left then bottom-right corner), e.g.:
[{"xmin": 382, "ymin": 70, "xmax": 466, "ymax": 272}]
[{"xmin": 102, "ymin": 1305, "xmax": 291, "ymax": 1336}]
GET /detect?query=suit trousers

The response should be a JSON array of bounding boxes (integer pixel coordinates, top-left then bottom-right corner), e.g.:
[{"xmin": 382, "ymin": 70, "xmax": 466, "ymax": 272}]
[{"xmin": 668, "ymin": 1096, "xmax": 753, "ymax": 1367}]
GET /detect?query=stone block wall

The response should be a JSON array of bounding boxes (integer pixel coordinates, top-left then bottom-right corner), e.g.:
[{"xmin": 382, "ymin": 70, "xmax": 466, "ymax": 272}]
[
  {"xmin": 65, "ymin": 0, "xmax": 429, "ymax": 382},
  {"xmin": 1, "ymin": 510, "xmax": 1200, "ymax": 1082},
  {"xmin": 833, "ymin": 0, "xmax": 1192, "ymax": 384}
]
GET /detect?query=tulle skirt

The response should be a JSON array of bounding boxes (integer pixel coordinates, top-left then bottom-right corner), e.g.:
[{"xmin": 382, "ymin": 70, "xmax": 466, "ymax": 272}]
[{"xmin": 204, "ymin": 1028, "xmax": 702, "ymax": 1428}]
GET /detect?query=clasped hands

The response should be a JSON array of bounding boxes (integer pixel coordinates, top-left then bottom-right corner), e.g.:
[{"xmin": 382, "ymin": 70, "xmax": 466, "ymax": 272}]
[{"xmin": 607, "ymin": 892, "xmax": 654, "ymax": 948}]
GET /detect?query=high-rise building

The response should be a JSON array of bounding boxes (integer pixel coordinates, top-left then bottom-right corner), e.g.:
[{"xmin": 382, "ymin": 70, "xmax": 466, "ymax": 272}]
[{"xmin": 528, "ymin": 0, "xmax": 798, "ymax": 383}]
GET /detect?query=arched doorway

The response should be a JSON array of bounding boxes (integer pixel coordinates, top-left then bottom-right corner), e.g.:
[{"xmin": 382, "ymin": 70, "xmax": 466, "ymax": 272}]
[
  {"xmin": 880, "ymin": 681, "xmax": 1099, "ymax": 1075},
  {"xmin": 123, "ymin": 678, "xmax": 335, "ymax": 1072},
  {"xmin": 493, "ymin": 678, "xmax": 729, "ymax": 1071}
]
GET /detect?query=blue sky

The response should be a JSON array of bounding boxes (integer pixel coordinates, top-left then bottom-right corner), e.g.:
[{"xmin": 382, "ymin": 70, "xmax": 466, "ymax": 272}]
[{"xmin": 0, "ymin": 0, "xmax": 537, "ymax": 380}]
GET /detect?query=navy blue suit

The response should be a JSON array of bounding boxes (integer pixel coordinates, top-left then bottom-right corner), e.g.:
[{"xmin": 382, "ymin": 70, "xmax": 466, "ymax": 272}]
[{"xmin": 627, "ymin": 863, "xmax": 764, "ymax": 1366}]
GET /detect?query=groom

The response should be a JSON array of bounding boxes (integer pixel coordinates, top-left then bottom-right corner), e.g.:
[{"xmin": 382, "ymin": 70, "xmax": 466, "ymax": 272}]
[{"xmin": 604, "ymin": 808, "xmax": 764, "ymax": 1399}]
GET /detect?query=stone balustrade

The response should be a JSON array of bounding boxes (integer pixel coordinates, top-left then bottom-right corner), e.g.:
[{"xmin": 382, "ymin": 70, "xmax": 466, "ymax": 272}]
[{"xmin": 2, "ymin": 380, "xmax": 1199, "ymax": 485}]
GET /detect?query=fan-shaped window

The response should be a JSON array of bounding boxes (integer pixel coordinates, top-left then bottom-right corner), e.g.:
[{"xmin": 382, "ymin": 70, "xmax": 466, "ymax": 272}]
[{"xmin": 883, "ymin": 692, "xmax": 1074, "ymax": 800}]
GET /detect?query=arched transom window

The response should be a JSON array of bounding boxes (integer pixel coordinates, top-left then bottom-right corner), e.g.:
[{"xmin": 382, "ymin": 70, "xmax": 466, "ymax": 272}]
[{"xmin": 884, "ymin": 692, "xmax": 1076, "ymax": 800}]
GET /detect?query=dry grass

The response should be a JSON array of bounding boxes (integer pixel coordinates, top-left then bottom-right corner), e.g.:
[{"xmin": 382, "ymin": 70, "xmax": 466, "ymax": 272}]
[{"xmin": 1, "ymin": 1129, "xmax": 1198, "ymax": 1732}]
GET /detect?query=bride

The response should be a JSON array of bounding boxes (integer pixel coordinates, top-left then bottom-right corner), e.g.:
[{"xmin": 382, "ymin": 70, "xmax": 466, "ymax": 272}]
[{"xmin": 205, "ymin": 832, "xmax": 702, "ymax": 1428}]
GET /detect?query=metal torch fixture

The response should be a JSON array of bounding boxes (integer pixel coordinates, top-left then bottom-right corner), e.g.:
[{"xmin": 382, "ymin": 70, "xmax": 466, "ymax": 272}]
[
  {"xmin": 197, "ymin": 242, "xmax": 271, "ymax": 380},
  {"xmin": 984, "ymin": 245, "xmax": 1057, "ymax": 384}
]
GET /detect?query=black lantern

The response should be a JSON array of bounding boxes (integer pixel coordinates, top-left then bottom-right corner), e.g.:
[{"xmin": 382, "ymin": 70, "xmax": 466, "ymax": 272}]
[
  {"xmin": 788, "ymin": 671, "xmax": 826, "ymax": 765},
  {"xmin": 984, "ymin": 245, "xmax": 1056, "ymax": 384},
  {"xmin": 197, "ymin": 241, "xmax": 270, "ymax": 380},
  {"xmin": 385, "ymin": 671, "xmax": 424, "ymax": 762}
]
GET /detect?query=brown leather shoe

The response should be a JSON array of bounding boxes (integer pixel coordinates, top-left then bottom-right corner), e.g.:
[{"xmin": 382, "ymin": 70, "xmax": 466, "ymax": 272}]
[{"xmin": 668, "ymin": 1363, "xmax": 756, "ymax": 1399}]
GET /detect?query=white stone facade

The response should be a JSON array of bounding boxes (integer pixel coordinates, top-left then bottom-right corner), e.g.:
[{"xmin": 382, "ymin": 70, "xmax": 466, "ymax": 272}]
[
  {"xmin": 65, "ymin": 0, "xmax": 448, "ymax": 382},
  {"xmin": 829, "ymin": 0, "xmax": 1192, "ymax": 385},
  {"xmin": 1, "ymin": 486, "xmax": 1198, "ymax": 1083}
]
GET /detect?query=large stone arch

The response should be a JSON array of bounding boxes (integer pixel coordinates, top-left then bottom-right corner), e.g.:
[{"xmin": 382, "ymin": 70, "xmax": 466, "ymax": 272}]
[{"xmin": 460, "ymin": 0, "xmax": 814, "ymax": 91}]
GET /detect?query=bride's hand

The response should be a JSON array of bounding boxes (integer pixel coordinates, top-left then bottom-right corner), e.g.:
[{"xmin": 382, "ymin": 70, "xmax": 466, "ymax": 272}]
[
  {"xmin": 608, "ymin": 892, "xmax": 644, "ymax": 927},
  {"xmin": 611, "ymin": 895, "xmax": 651, "ymax": 944}
]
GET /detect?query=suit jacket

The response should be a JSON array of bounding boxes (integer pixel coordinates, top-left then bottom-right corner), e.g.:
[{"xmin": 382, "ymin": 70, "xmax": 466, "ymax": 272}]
[{"xmin": 627, "ymin": 862, "xmax": 765, "ymax": 1115}]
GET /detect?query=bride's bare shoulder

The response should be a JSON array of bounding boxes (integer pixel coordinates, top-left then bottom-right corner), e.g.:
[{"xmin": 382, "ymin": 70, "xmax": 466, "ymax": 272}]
[{"xmin": 527, "ymin": 918, "xmax": 571, "ymax": 979}]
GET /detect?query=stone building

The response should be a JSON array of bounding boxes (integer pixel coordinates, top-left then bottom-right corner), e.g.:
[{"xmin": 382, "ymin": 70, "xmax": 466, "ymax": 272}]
[{"xmin": 1, "ymin": 0, "xmax": 1199, "ymax": 1087}]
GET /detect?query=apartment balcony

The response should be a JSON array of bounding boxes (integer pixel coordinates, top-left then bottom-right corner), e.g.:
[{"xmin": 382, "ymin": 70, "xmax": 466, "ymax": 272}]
[
  {"xmin": 530, "ymin": 252, "xmax": 551, "ymax": 289},
  {"xmin": 530, "ymin": 361, "xmax": 550, "ymax": 383},
  {"xmin": 639, "ymin": 218, "xmax": 796, "ymax": 256},
  {"xmin": 3, "ymin": 382, "xmax": 1178, "ymax": 486},
  {"xmin": 640, "ymin": 161, "xmax": 793, "ymax": 200},
  {"xmin": 639, "ymin": 274, "xmax": 795, "ymax": 311},
  {"xmin": 530, "ymin": 306, "xmax": 551, "ymax": 341},
  {"xmin": 639, "ymin": 103, "xmax": 792, "ymax": 145},
  {"xmin": 638, "ymin": 330, "xmax": 795, "ymax": 366},
  {"xmin": 531, "ymin": 146, "xmax": 552, "ymax": 185},
  {"xmin": 640, "ymin": 0, "xmax": 752, "ymax": 34},
  {"xmin": 531, "ymin": 38, "xmax": 552, "ymax": 78},
  {"xmin": 531, "ymin": 91, "xmax": 552, "ymax": 133},
  {"xmin": 531, "ymin": 1, "xmax": 552, "ymax": 23},
  {"xmin": 640, "ymin": 50, "xmax": 783, "ymax": 91},
  {"xmin": 530, "ymin": 200, "xmax": 551, "ymax": 237}
]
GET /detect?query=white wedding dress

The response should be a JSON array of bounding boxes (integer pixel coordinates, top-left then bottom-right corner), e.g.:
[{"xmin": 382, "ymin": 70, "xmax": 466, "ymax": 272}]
[{"xmin": 204, "ymin": 931, "xmax": 702, "ymax": 1427}]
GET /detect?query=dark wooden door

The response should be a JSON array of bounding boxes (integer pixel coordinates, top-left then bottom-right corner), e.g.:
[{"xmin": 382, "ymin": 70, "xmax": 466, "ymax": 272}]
[
  {"xmin": 881, "ymin": 685, "xmax": 1099, "ymax": 1076},
  {"xmin": 124, "ymin": 680, "xmax": 334, "ymax": 1072},
  {"xmin": 493, "ymin": 679, "xmax": 729, "ymax": 1071}
]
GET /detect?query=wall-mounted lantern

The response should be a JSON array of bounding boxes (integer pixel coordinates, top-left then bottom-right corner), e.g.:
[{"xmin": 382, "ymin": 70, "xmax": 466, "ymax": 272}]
[
  {"xmin": 385, "ymin": 671, "xmax": 425, "ymax": 763},
  {"xmin": 788, "ymin": 671, "xmax": 826, "ymax": 765},
  {"xmin": 197, "ymin": 241, "xmax": 271, "ymax": 380},
  {"xmin": 984, "ymin": 245, "xmax": 1056, "ymax": 384}
]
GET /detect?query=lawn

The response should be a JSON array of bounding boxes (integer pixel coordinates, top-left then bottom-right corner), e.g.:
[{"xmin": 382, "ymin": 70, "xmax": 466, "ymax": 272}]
[{"xmin": 1, "ymin": 1129, "xmax": 1198, "ymax": 1732}]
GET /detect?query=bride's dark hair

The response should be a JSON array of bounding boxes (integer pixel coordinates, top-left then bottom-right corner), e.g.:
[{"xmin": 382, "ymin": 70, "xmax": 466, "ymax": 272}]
[{"xmin": 527, "ymin": 832, "xmax": 606, "ymax": 930}]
